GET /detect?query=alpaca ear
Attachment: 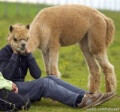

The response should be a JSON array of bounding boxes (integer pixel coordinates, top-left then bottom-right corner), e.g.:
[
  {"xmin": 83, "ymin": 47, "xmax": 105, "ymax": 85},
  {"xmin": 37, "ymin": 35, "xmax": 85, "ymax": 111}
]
[
  {"xmin": 26, "ymin": 24, "xmax": 30, "ymax": 30},
  {"xmin": 9, "ymin": 25, "xmax": 13, "ymax": 32}
]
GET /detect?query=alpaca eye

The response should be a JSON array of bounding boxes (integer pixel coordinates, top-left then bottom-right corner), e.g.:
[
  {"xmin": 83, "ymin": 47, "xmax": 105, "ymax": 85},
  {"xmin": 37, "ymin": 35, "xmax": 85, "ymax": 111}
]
[{"xmin": 13, "ymin": 38, "xmax": 17, "ymax": 42}]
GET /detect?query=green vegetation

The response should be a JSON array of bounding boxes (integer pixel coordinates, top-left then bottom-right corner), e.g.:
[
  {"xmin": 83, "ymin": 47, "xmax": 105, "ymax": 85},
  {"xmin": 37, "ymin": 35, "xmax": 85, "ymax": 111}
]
[{"xmin": 0, "ymin": 2, "xmax": 120, "ymax": 112}]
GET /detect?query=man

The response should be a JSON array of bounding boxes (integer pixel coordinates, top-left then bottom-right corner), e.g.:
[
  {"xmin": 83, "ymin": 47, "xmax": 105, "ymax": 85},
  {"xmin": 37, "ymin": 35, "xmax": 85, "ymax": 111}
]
[
  {"xmin": 0, "ymin": 24, "xmax": 115, "ymax": 109},
  {"xmin": 0, "ymin": 44, "xmax": 115, "ymax": 109}
]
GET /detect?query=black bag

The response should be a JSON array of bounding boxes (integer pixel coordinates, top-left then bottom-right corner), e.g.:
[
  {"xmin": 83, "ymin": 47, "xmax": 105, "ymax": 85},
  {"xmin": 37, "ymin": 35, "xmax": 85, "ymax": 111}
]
[{"xmin": 0, "ymin": 89, "xmax": 30, "ymax": 111}]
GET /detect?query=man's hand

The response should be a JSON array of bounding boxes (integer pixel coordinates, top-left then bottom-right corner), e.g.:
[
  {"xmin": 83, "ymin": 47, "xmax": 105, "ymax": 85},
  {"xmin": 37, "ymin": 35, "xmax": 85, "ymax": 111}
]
[
  {"xmin": 11, "ymin": 46, "xmax": 18, "ymax": 54},
  {"xmin": 26, "ymin": 44, "xmax": 31, "ymax": 53},
  {"xmin": 12, "ymin": 83, "xmax": 18, "ymax": 93},
  {"xmin": 13, "ymin": 49, "xmax": 18, "ymax": 54}
]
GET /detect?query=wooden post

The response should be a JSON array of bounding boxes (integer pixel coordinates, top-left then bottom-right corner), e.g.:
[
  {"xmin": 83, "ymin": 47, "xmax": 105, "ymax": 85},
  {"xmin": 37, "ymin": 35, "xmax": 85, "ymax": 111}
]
[
  {"xmin": 16, "ymin": 0, "xmax": 20, "ymax": 16},
  {"xmin": 4, "ymin": 0, "xmax": 8, "ymax": 18},
  {"xmin": 26, "ymin": 0, "xmax": 30, "ymax": 16}
]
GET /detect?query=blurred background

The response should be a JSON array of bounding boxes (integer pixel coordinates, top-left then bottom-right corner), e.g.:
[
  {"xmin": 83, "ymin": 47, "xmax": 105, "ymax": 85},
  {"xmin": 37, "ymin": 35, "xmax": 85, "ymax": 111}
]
[
  {"xmin": 0, "ymin": 0, "xmax": 120, "ymax": 17},
  {"xmin": 0, "ymin": 0, "xmax": 120, "ymax": 16},
  {"xmin": 0, "ymin": 0, "xmax": 120, "ymax": 112}
]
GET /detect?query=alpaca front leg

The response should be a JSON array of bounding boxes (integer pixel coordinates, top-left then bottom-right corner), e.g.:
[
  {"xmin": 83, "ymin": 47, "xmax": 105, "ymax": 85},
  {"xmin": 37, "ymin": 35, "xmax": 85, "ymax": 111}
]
[
  {"xmin": 49, "ymin": 48, "xmax": 61, "ymax": 78},
  {"xmin": 42, "ymin": 49, "xmax": 50, "ymax": 75}
]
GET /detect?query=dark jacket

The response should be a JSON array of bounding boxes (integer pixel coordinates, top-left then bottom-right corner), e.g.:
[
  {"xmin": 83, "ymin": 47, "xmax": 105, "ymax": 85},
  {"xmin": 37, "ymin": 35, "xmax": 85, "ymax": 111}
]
[{"xmin": 0, "ymin": 45, "xmax": 41, "ymax": 82}]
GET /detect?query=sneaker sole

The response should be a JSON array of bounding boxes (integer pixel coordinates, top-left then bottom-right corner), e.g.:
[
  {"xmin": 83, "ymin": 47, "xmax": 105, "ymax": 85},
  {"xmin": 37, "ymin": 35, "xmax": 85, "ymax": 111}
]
[
  {"xmin": 93, "ymin": 92, "xmax": 116, "ymax": 107},
  {"xmin": 83, "ymin": 94, "xmax": 104, "ymax": 109}
]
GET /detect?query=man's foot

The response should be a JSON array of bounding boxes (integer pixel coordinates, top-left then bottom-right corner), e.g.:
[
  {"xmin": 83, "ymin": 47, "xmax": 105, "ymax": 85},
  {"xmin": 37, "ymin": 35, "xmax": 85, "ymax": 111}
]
[
  {"xmin": 94, "ymin": 92, "xmax": 116, "ymax": 106},
  {"xmin": 77, "ymin": 93, "xmax": 103, "ymax": 109}
]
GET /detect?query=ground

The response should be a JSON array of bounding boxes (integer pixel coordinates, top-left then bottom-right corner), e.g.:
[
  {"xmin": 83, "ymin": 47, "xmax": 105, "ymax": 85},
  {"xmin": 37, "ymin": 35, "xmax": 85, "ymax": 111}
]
[{"xmin": 0, "ymin": 2, "xmax": 120, "ymax": 112}]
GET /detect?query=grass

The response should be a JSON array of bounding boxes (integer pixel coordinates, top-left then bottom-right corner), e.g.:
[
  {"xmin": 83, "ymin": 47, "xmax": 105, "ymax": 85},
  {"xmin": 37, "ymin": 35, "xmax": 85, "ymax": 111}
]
[{"xmin": 0, "ymin": 2, "xmax": 120, "ymax": 112}]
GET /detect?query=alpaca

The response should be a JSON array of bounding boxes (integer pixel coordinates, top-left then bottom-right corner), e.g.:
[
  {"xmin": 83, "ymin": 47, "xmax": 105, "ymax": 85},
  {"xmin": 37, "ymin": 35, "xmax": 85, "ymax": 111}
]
[{"xmin": 28, "ymin": 5, "xmax": 117, "ymax": 93}]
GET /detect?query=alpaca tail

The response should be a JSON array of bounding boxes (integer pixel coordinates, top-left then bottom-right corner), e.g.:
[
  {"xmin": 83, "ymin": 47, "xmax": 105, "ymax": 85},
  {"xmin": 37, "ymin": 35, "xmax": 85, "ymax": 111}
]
[{"xmin": 104, "ymin": 17, "xmax": 115, "ymax": 47}]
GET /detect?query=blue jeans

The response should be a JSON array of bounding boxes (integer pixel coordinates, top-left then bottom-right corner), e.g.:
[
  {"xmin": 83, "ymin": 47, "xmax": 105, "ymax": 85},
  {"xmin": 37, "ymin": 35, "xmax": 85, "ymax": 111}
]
[{"xmin": 15, "ymin": 75, "xmax": 86, "ymax": 107}]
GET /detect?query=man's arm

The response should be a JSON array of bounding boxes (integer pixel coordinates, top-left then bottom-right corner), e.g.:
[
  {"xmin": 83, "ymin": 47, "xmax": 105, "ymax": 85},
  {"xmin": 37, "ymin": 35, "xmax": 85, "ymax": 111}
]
[
  {"xmin": 0, "ymin": 53, "xmax": 19, "ymax": 80},
  {"xmin": 27, "ymin": 53, "xmax": 41, "ymax": 79}
]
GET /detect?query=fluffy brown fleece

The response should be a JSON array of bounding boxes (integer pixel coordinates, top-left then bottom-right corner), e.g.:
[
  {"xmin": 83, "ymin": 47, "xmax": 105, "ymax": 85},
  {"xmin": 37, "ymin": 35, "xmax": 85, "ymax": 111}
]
[
  {"xmin": 7, "ymin": 24, "xmax": 29, "ymax": 54},
  {"xmin": 28, "ymin": 4, "xmax": 117, "ymax": 93}
]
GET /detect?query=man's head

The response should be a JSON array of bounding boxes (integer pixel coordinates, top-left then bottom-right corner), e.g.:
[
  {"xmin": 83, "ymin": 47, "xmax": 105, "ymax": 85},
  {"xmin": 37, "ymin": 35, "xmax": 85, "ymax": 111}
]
[{"xmin": 7, "ymin": 24, "xmax": 30, "ymax": 54}]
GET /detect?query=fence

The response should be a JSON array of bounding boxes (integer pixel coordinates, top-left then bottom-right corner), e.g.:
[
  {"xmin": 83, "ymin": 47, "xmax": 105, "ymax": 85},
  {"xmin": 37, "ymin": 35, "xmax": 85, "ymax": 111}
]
[{"xmin": 0, "ymin": 0, "xmax": 120, "ymax": 17}]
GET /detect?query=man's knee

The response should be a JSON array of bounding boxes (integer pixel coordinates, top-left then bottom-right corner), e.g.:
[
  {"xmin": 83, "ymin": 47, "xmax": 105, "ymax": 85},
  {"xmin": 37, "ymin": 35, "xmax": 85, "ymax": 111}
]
[
  {"xmin": 36, "ymin": 78, "xmax": 49, "ymax": 88},
  {"xmin": 41, "ymin": 78, "xmax": 56, "ymax": 91},
  {"xmin": 32, "ymin": 78, "xmax": 55, "ymax": 93}
]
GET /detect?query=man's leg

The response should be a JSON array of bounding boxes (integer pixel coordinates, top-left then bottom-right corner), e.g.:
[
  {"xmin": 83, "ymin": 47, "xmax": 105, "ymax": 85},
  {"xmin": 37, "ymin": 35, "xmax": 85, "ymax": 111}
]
[
  {"xmin": 46, "ymin": 75, "xmax": 87, "ymax": 95},
  {"xmin": 15, "ymin": 78, "xmax": 82, "ymax": 107}
]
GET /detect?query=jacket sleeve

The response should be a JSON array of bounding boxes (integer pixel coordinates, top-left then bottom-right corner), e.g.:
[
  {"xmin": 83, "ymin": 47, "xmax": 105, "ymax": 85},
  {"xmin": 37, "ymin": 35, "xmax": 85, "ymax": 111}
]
[
  {"xmin": 0, "ymin": 53, "xmax": 19, "ymax": 80},
  {"xmin": 0, "ymin": 72, "xmax": 13, "ymax": 90},
  {"xmin": 27, "ymin": 53, "xmax": 41, "ymax": 79}
]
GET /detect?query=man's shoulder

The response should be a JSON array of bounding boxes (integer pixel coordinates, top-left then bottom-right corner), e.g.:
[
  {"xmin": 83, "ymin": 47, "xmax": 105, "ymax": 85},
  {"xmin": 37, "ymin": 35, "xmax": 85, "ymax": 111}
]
[{"xmin": 0, "ymin": 44, "xmax": 13, "ymax": 58}]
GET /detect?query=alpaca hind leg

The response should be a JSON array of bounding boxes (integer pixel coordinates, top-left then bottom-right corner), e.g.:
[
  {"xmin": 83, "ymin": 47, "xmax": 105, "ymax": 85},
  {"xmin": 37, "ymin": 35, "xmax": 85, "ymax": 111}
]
[
  {"xmin": 79, "ymin": 36, "xmax": 101, "ymax": 93},
  {"xmin": 94, "ymin": 51, "xmax": 117, "ymax": 93}
]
